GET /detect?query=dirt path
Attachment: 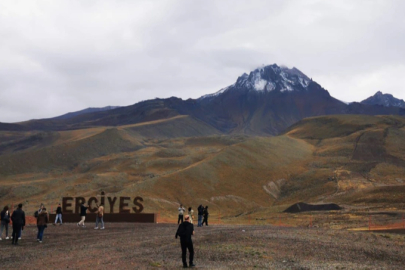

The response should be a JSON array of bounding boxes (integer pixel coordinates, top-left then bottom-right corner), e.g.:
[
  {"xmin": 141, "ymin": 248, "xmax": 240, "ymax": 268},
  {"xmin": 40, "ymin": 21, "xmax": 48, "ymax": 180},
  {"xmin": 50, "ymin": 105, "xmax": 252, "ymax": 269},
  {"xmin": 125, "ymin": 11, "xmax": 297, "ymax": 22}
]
[{"xmin": 1, "ymin": 223, "xmax": 404, "ymax": 269}]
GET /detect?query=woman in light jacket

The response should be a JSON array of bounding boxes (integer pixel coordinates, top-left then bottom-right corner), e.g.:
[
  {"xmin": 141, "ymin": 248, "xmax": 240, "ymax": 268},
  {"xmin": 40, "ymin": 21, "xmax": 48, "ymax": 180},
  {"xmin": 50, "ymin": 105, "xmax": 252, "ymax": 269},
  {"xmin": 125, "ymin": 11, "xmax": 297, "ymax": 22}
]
[{"xmin": 95, "ymin": 204, "xmax": 105, "ymax": 230}]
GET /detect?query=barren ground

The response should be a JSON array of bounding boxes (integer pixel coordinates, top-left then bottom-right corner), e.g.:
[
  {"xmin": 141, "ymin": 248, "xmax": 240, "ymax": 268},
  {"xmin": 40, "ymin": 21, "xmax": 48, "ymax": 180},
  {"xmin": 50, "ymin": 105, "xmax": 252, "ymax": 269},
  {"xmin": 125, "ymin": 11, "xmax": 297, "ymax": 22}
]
[{"xmin": 1, "ymin": 223, "xmax": 405, "ymax": 269}]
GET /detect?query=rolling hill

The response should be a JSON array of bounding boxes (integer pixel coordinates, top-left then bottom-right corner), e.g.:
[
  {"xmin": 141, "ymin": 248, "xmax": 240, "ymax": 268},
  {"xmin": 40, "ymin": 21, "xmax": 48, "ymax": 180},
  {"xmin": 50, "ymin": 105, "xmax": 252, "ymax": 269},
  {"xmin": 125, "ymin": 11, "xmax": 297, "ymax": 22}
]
[{"xmin": 1, "ymin": 114, "xmax": 404, "ymax": 220}]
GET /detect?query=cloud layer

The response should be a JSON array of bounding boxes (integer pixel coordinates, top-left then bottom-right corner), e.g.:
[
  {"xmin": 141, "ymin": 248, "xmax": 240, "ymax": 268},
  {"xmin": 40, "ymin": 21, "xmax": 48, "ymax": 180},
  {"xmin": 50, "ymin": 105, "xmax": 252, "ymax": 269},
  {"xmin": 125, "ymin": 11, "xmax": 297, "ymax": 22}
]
[{"xmin": 1, "ymin": 0, "xmax": 404, "ymax": 122}]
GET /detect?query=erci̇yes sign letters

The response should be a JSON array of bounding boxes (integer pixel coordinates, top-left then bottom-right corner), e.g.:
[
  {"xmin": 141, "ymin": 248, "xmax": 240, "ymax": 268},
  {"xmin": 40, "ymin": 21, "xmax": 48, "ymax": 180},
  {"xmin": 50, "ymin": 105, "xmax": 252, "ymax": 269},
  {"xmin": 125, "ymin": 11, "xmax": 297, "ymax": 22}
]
[{"xmin": 62, "ymin": 191, "xmax": 144, "ymax": 214}]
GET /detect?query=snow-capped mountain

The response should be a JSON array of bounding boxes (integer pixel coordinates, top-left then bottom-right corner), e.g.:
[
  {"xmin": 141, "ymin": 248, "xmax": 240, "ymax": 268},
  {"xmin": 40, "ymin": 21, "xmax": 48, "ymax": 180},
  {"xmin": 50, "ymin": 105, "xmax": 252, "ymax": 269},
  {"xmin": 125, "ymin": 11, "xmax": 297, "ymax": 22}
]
[
  {"xmin": 195, "ymin": 64, "xmax": 348, "ymax": 134},
  {"xmin": 361, "ymin": 91, "xmax": 405, "ymax": 109},
  {"xmin": 2, "ymin": 64, "xmax": 405, "ymax": 135},
  {"xmin": 233, "ymin": 65, "xmax": 311, "ymax": 92},
  {"xmin": 200, "ymin": 64, "xmax": 312, "ymax": 100}
]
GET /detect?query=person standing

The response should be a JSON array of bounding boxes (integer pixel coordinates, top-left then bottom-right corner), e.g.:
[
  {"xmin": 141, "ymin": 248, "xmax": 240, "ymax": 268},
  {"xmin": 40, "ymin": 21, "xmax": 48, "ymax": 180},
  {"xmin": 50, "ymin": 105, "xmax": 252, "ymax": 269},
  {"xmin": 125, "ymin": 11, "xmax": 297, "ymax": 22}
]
[
  {"xmin": 0, "ymin": 206, "xmax": 11, "ymax": 240},
  {"xmin": 54, "ymin": 203, "xmax": 63, "ymax": 225},
  {"xmin": 202, "ymin": 206, "xmax": 209, "ymax": 226},
  {"xmin": 188, "ymin": 207, "xmax": 194, "ymax": 224},
  {"xmin": 11, "ymin": 204, "xmax": 25, "ymax": 245},
  {"xmin": 94, "ymin": 204, "xmax": 104, "ymax": 230},
  {"xmin": 197, "ymin": 205, "xmax": 204, "ymax": 227},
  {"xmin": 77, "ymin": 203, "xmax": 88, "ymax": 227},
  {"xmin": 175, "ymin": 215, "xmax": 195, "ymax": 268},
  {"xmin": 37, "ymin": 207, "xmax": 49, "ymax": 243},
  {"xmin": 35, "ymin": 203, "xmax": 44, "ymax": 217},
  {"xmin": 178, "ymin": 204, "xmax": 185, "ymax": 224}
]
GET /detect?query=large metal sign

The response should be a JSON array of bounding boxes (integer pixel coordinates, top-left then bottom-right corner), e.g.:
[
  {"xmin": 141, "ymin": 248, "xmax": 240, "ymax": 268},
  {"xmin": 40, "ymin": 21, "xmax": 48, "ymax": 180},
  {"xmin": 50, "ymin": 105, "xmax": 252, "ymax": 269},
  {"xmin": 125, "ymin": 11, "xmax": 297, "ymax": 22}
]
[
  {"xmin": 62, "ymin": 192, "xmax": 144, "ymax": 214},
  {"xmin": 55, "ymin": 192, "xmax": 155, "ymax": 223}
]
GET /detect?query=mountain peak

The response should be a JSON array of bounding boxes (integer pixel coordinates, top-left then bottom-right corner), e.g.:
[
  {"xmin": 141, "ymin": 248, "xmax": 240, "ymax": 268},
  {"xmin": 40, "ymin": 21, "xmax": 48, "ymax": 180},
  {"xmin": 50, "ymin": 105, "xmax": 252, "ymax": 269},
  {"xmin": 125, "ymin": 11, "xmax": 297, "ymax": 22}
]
[
  {"xmin": 199, "ymin": 64, "xmax": 314, "ymax": 100},
  {"xmin": 234, "ymin": 64, "xmax": 311, "ymax": 92},
  {"xmin": 361, "ymin": 91, "xmax": 405, "ymax": 108}
]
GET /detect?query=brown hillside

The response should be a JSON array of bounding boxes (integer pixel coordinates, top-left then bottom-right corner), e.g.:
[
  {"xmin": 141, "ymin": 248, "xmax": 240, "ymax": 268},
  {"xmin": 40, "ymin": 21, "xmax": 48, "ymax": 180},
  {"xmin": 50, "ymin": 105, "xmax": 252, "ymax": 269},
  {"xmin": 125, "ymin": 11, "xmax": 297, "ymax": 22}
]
[
  {"xmin": 0, "ymin": 115, "xmax": 404, "ymax": 222},
  {"xmin": 285, "ymin": 115, "xmax": 405, "ymax": 206}
]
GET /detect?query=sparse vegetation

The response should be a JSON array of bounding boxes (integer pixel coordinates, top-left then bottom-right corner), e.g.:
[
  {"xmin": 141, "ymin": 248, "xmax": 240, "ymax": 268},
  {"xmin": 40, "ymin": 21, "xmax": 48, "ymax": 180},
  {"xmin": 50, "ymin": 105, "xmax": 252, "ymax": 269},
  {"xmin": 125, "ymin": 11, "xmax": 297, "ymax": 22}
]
[{"xmin": 0, "ymin": 115, "xmax": 405, "ymax": 222}]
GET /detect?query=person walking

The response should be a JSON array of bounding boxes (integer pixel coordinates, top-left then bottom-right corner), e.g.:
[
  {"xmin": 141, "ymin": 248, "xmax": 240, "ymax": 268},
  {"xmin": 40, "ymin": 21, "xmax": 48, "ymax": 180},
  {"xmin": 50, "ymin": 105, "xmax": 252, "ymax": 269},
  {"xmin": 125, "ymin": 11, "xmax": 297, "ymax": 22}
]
[
  {"xmin": 197, "ymin": 205, "xmax": 204, "ymax": 227},
  {"xmin": 54, "ymin": 203, "xmax": 63, "ymax": 225},
  {"xmin": 0, "ymin": 206, "xmax": 11, "ymax": 240},
  {"xmin": 175, "ymin": 215, "xmax": 195, "ymax": 268},
  {"xmin": 37, "ymin": 207, "xmax": 49, "ymax": 243},
  {"xmin": 35, "ymin": 203, "xmax": 44, "ymax": 217},
  {"xmin": 188, "ymin": 207, "xmax": 194, "ymax": 224},
  {"xmin": 11, "ymin": 204, "xmax": 25, "ymax": 245},
  {"xmin": 77, "ymin": 203, "xmax": 88, "ymax": 227},
  {"xmin": 202, "ymin": 206, "xmax": 209, "ymax": 226},
  {"xmin": 94, "ymin": 204, "xmax": 104, "ymax": 230},
  {"xmin": 178, "ymin": 204, "xmax": 185, "ymax": 224}
]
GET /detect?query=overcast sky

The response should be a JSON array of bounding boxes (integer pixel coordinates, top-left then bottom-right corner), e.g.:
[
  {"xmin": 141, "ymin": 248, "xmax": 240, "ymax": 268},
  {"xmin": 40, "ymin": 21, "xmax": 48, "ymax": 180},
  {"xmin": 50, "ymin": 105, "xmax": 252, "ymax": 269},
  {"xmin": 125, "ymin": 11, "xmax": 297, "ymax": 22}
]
[{"xmin": 1, "ymin": 0, "xmax": 404, "ymax": 122}]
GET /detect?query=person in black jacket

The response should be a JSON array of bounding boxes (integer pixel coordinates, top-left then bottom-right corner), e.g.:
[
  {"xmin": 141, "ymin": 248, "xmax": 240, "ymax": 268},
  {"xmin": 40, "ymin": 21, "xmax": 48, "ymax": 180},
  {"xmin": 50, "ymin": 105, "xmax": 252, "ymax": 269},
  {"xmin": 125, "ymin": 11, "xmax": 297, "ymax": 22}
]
[
  {"xmin": 54, "ymin": 203, "xmax": 62, "ymax": 225},
  {"xmin": 202, "ymin": 206, "xmax": 209, "ymax": 226},
  {"xmin": 197, "ymin": 205, "xmax": 204, "ymax": 227},
  {"xmin": 0, "ymin": 206, "xmax": 11, "ymax": 240},
  {"xmin": 11, "ymin": 204, "xmax": 25, "ymax": 245},
  {"xmin": 175, "ymin": 215, "xmax": 195, "ymax": 268},
  {"xmin": 77, "ymin": 203, "xmax": 88, "ymax": 227}
]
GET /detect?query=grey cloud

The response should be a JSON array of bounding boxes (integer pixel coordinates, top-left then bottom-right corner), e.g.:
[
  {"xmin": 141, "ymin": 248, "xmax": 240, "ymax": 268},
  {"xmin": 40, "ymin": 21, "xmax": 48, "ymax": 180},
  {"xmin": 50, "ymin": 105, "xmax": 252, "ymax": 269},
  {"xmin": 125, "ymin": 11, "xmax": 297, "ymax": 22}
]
[{"xmin": 1, "ymin": 0, "xmax": 405, "ymax": 122}]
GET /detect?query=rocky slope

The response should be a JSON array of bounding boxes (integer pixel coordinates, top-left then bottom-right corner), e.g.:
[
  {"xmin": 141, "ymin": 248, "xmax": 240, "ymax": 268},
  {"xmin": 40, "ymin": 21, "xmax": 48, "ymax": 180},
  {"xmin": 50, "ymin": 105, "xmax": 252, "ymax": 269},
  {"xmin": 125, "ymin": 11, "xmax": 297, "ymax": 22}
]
[{"xmin": 361, "ymin": 91, "xmax": 405, "ymax": 108}]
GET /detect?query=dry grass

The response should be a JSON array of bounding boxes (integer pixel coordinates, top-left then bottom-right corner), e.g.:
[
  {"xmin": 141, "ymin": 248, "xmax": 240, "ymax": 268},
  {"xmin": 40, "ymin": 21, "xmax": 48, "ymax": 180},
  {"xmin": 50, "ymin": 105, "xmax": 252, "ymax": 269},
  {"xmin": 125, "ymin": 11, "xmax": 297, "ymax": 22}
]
[{"xmin": 0, "ymin": 115, "xmax": 405, "ymax": 221}]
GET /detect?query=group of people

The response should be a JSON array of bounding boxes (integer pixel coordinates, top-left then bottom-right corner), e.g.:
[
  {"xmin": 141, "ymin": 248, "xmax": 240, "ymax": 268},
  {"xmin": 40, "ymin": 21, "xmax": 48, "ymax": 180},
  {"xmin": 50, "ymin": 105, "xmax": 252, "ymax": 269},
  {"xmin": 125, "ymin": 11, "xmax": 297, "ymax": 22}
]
[
  {"xmin": 0, "ymin": 202, "xmax": 106, "ymax": 245},
  {"xmin": 177, "ymin": 204, "xmax": 209, "ymax": 227},
  {"xmin": 0, "ymin": 204, "xmax": 25, "ymax": 245},
  {"xmin": 0, "ymin": 203, "xmax": 54, "ymax": 244},
  {"xmin": 2, "ymin": 202, "xmax": 196, "ymax": 268},
  {"xmin": 175, "ymin": 204, "xmax": 210, "ymax": 268},
  {"xmin": 76, "ymin": 202, "xmax": 105, "ymax": 230}
]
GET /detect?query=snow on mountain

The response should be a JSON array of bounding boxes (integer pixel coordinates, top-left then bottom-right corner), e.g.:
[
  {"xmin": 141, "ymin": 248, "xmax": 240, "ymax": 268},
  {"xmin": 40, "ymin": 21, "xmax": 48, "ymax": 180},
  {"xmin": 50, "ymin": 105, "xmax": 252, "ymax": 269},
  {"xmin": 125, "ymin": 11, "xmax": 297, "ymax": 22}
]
[
  {"xmin": 199, "ymin": 84, "xmax": 235, "ymax": 99},
  {"xmin": 199, "ymin": 64, "xmax": 311, "ymax": 100}
]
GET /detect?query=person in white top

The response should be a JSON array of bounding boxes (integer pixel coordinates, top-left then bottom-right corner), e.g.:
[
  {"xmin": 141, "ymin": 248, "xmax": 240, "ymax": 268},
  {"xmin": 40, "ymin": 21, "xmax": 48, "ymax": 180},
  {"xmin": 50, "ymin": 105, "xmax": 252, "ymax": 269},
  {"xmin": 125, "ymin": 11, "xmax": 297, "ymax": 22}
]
[{"xmin": 178, "ymin": 204, "xmax": 185, "ymax": 224}]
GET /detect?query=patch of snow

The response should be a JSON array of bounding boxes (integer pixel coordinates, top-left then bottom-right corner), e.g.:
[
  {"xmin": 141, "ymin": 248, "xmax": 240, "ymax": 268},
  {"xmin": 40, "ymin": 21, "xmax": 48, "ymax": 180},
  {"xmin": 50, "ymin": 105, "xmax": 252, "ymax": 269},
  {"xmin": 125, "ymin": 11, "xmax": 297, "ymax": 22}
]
[
  {"xmin": 299, "ymin": 77, "xmax": 309, "ymax": 88},
  {"xmin": 249, "ymin": 70, "xmax": 267, "ymax": 91},
  {"xmin": 280, "ymin": 80, "xmax": 294, "ymax": 92},
  {"xmin": 199, "ymin": 84, "xmax": 234, "ymax": 99},
  {"xmin": 254, "ymin": 78, "xmax": 267, "ymax": 91},
  {"xmin": 266, "ymin": 82, "xmax": 276, "ymax": 91},
  {"xmin": 280, "ymin": 71, "xmax": 295, "ymax": 85},
  {"xmin": 270, "ymin": 65, "xmax": 281, "ymax": 73}
]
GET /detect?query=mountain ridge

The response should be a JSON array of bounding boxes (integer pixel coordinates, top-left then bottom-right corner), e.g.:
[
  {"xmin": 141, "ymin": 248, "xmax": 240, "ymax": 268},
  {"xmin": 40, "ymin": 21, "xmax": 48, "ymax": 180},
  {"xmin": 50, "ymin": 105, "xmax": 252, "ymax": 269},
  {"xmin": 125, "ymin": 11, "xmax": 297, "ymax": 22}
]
[
  {"xmin": 1, "ymin": 64, "xmax": 405, "ymax": 135},
  {"xmin": 51, "ymin": 106, "xmax": 121, "ymax": 120},
  {"xmin": 361, "ymin": 91, "xmax": 405, "ymax": 108}
]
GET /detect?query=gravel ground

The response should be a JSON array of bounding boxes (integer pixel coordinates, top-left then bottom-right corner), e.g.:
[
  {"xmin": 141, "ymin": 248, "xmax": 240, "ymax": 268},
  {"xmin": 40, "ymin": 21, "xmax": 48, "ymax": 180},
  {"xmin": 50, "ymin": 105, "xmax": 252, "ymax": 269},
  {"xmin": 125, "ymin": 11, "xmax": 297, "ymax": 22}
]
[{"xmin": 1, "ymin": 223, "xmax": 404, "ymax": 269}]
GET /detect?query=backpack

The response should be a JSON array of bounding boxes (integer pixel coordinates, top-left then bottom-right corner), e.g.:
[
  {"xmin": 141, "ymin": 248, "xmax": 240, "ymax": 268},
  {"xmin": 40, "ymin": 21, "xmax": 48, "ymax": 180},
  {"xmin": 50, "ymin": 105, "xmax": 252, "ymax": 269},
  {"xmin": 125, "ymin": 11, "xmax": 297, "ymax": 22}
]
[
  {"xmin": 2, "ymin": 213, "xmax": 10, "ymax": 223},
  {"xmin": 34, "ymin": 211, "xmax": 39, "ymax": 218}
]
